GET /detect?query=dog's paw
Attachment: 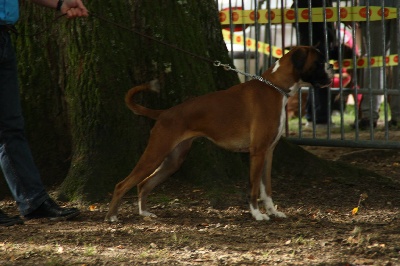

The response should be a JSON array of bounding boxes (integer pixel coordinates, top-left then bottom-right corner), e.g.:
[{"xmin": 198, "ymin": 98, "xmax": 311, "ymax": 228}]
[
  {"xmin": 254, "ymin": 213, "xmax": 270, "ymax": 221},
  {"xmin": 272, "ymin": 211, "xmax": 287, "ymax": 218},
  {"xmin": 264, "ymin": 198, "xmax": 287, "ymax": 218},
  {"xmin": 250, "ymin": 205, "xmax": 270, "ymax": 221},
  {"xmin": 266, "ymin": 208, "xmax": 287, "ymax": 218},
  {"xmin": 104, "ymin": 215, "xmax": 119, "ymax": 222},
  {"xmin": 140, "ymin": 211, "xmax": 158, "ymax": 218}
]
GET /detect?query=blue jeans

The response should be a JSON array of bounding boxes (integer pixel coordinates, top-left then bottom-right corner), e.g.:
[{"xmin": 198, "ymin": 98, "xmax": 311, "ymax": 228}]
[{"xmin": 0, "ymin": 30, "xmax": 49, "ymax": 215}]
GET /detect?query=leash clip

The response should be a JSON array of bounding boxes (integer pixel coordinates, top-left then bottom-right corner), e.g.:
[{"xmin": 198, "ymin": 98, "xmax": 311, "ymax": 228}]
[
  {"xmin": 213, "ymin": 60, "xmax": 221, "ymax": 67},
  {"xmin": 214, "ymin": 60, "xmax": 232, "ymax": 71},
  {"xmin": 221, "ymin": 63, "xmax": 232, "ymax": 71}
]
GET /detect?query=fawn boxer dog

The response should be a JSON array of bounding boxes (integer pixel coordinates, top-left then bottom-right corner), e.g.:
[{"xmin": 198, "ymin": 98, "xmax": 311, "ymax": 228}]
[{"xmin": 105, "ymin": 46, "xmax": 333, "ymax": 222}]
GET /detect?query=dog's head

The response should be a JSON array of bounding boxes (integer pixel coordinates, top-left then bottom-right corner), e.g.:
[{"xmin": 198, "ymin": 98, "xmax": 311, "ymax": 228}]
[{"xmin": 290, "ymin": 46, "xmax": 333, "ymax": 88}]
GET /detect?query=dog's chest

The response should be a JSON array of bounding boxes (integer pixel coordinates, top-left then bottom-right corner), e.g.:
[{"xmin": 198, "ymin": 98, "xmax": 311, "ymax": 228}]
[{"xmin": 273, "ymin": 97, "xmax": 288, "ymax": 145}]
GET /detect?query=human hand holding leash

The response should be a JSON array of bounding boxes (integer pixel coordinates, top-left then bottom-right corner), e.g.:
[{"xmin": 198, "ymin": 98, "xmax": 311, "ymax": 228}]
[
  {"xmin": 60, "ymin": 0, "xmax": 88, "ymax": 18},
  {"xmin": 31, "ymin": 0, "xmax": 88, "ymax": 18}
]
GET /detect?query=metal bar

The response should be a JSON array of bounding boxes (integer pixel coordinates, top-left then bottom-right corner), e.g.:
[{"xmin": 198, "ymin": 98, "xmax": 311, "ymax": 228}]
[
  {"xmin": 253, "ymin": 0, "xmax": 260, "ymax": 74},
  {"xmin": 365, "ymin": 0, "xmax": 374, "ymax": 138},
  {"xmin": 381, "ymin": 1, "xmax": 389, "ymax": 141},
  {"xmin": 241, "ymin": 0, "xmax": 249, "ymax": 81},
  {"xmin": 322, "ymin": 0, "xmax": 332, "ymax": 137},
  {"xmin": 301, "ymin": 88, "xmax": 400, "ymax": 95},
  {"xmin": 350, "ymin": 0, "xmax": 360, "ymax": 142},
  {"xmin": 287, "ymin": 138, "xmax": 400, "ymax": 149}
]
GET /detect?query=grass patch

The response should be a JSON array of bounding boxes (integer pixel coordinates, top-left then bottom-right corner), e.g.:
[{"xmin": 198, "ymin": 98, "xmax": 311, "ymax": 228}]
[
  {"xmin": 288, "ymin": 104, "xmax": 357, "ymax": 133},
  {"xmin": 288, "ymin": 103, "xmax": 392, "ymax": 134}
]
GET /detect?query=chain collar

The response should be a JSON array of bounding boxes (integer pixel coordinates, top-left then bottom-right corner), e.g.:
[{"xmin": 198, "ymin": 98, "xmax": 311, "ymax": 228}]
[
  {"xmin": 251, "ymin": 75, "xmax": 290, "ymax": 98},
  {"xmin": 214, "ymin": 61, "xmax": 290, "ymax": 98}
]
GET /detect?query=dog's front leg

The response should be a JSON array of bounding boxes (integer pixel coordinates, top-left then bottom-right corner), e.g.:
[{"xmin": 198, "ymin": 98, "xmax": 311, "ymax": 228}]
[
  {"xmin": 260, "ymin": 148, "xmax": 287, "ymax": 218},
  {"xmin": 249, "ymin": 151, "xmax": 270, "ymax": 221}
]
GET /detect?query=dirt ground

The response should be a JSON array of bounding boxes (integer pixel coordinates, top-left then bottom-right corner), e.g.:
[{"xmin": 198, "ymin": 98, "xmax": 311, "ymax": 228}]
[{"xmin": 1, "ymin": 144, "xmax": 400, "ymax": 265}]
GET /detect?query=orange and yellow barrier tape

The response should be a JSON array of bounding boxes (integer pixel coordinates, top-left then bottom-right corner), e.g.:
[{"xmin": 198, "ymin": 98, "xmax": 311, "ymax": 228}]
[
  {"xmin": 222, "ymin": 30, "xmax": 286, "ymax": 58},
  {"xmin": 219, "ymin": 6, "xmax": 397, "ymax": 25},
  {"xmin": 333, "ymin": 54, "xmax": 399, "ymax": 69},
  {"xmin": 223, "ymin": 30, "xmax": 399, "ymax": 69}
]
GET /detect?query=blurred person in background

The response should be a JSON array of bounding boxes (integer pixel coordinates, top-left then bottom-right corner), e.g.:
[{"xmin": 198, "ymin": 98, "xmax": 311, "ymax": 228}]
[{"xmin": 354, "ymin": 0, "xmax": 400, "ymax": 130}]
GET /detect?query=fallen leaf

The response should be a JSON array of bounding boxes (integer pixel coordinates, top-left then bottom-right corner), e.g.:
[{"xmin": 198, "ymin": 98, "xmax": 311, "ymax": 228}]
[
  {"xmin": 307, "ymin": 254, "xmax": 315, "ymax": 260},
  {"xmin": 57, "ymin": 246, "xmax": 64, "ymax": 253}
]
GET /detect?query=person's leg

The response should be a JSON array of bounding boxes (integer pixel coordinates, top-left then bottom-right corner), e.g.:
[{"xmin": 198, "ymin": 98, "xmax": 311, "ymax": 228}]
[
  {"xmin": 358, "ymin": 21, "xmax": 388, "ymax": 128},
  {"xmin": 303, "ymin": 20, "xmax": 332, "ymax": 125},
  {"xmin": 1, "ymin": 31, "xmax": 80, "ymax": 221},
  {"xmin": 313, "ymin": 87, "xmax": 330, "ymax": 124},
  {"xmin": 0, "ymin": 31, "xmax": 49, "ymax": 216},
  {"xmin": 306, "ymin": 87, "xmax": 330, "ymax": 124},
  {"xmin": 359, "ymin": 67, "xmax": 383, "ymax": 125},
  {"xmin": 388, "ymin": 18, "xmax": 400, "ymax": 127}
]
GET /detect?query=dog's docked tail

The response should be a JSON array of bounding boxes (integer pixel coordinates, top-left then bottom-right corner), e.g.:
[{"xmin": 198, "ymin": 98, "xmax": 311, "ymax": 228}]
[{"xmin": 125, "ymin": 80, "xmax": 163, "ymax": 120}]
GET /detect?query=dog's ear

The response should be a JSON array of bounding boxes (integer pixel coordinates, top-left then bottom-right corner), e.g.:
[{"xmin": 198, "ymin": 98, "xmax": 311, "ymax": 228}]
[{"xmin": 291, "ymin": 47, "xmax": 309, "ymax": 71}]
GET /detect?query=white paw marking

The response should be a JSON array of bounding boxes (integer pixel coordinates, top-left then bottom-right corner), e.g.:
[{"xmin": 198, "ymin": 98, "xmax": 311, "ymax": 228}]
[
  {"xmin": 273, "ymin": 211, "xmax": 287, "ymax": 218},
  {"xmin": 264, "ymin": 196, "xmax": 287, "ymax": 218},
  {"xmin": 139, "ymin": 199, "xmax": 157, "ymax": 217},
  {"xmin": 250, "ymin": 205, "xmax": 270, "ymax": 221}
]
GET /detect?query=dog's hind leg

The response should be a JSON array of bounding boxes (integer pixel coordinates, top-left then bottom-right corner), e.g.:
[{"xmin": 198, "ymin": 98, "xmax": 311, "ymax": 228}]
[
  {"xmin": 105, "ymin": 129, "xmax": 183, "ymax": 222},
  {"xmin": 137, "ymin": 139, "xmax": 194, "ymax": 217},
  {"xmin": 260, "ymin": 147, "xmax": 287, "ymax": 218}
]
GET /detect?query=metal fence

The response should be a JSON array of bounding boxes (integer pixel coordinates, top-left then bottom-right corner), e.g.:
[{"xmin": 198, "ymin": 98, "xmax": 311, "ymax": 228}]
[{"xmin": 217, "ymin": 0, "xmax": 400, "ymax": 149}]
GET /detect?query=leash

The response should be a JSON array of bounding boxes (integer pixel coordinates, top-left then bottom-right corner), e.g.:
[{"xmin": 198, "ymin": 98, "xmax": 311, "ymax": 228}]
[
  {"xmin": 89, "ymin": 11, "xmax": 216, "ymax": 65},
  {"xmin": 2, "ymin": 13, "xmax": 67, "ymax": 37},
  {"xmin": 5, "ymin": 10, "xmax": 289, "ymax": 97},
  {"xmin": 89, "ymin": 11, "xmax": 289, "ymax": 98}
]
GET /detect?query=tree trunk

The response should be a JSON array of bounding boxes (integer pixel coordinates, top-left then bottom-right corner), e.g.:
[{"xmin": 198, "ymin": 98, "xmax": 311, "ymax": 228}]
[{"xmin": 54, "ymin": 0, "xmax": 246, "ymax": 201}]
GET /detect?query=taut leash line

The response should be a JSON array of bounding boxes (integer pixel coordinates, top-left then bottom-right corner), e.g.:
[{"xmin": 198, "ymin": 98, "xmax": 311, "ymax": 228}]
[
  {"xmin": 90, "ymin": 11, "xmax": 289, "ymax": 97},
  {"xmin": 10, "ymin": 10, "xmax": 289, "ymax": 97},
  {"xmin": 89, "ymin": 11, "xmax": 216, "ymax": 65}
]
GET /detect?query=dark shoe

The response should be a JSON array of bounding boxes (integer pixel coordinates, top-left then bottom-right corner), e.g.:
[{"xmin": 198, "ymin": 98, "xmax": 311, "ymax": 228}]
[
  {"xmin": 24, "ymin": 199, "xmax": 80, "ymax": 221},
  {"xmin": 0, "ymin": 210, "xmax": 24, "ymax": 226},
  {"xmin": 351, "ymin": 118, "xmax": 377, "ymax": 130}
]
